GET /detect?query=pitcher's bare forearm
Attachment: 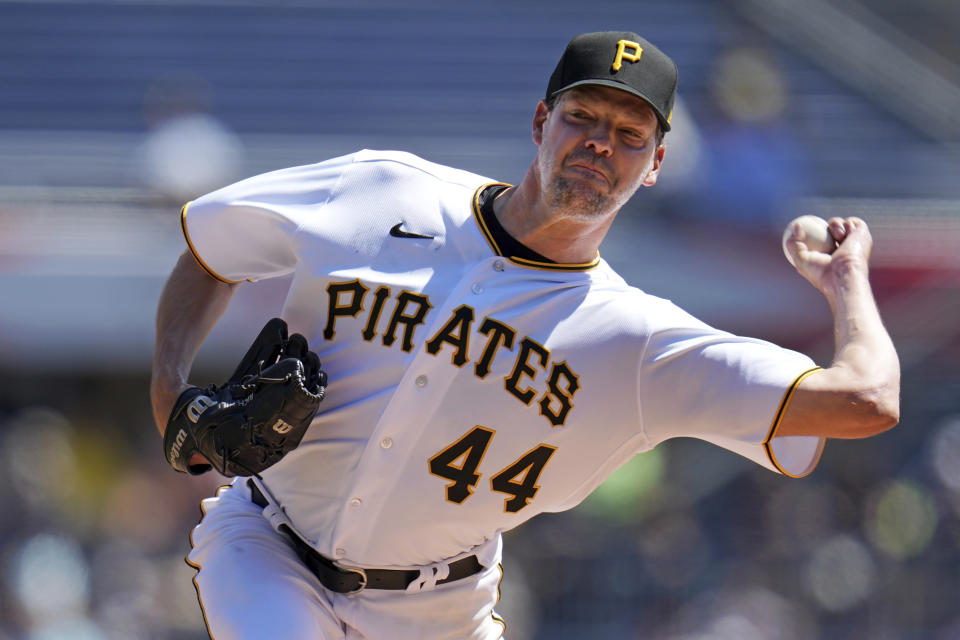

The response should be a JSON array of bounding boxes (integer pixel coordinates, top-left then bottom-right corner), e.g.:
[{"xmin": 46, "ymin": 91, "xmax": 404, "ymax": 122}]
[
  {"xmin": 779, "ymin": 218, "xmax": 900, "ymax": 438},
  {"xmin": 151, "ymin": 250, "xmax": 239, "ymax": 434}
]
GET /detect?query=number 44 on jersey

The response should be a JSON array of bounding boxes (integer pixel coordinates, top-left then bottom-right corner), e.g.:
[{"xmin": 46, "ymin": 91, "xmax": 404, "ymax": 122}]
[{"xmin": 429, "ymin": 426, "xmax": 557, "ymax": 513}]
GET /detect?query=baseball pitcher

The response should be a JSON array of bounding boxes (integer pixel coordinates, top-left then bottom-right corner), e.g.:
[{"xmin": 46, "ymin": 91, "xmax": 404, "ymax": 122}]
[{"xmin": 151, "ymin": 31, "xmax": 900, "ymax": 639}]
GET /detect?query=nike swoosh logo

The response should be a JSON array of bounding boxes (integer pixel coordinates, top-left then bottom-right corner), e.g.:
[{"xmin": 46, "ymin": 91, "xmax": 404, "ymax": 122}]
[{"xmin": 389, "ymin": 223, "xmax": 434, "ymax": 240}]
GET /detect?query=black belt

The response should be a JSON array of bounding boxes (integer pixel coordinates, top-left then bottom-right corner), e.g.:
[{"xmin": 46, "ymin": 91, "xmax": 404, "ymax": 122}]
[{"xmin": 248, "ymin": 479, "xmax": 483, "ymax": 594}]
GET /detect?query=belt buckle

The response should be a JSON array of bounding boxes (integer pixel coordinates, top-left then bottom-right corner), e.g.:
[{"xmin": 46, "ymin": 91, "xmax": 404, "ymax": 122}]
[{"xmin": 334, "ymin": 562, "xmax": 368, "ymax": 595}]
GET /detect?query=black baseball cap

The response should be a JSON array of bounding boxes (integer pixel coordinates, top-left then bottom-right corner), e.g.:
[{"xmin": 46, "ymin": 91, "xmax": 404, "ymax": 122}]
[{"xmin": 546, "ymin": 31, "xmax": 678, "ymax": 131}]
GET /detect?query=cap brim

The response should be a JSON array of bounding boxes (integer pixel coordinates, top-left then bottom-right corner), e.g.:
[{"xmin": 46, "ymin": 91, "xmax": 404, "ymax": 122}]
[{"xmin": 550, "ymin": 79, "xmax": 671, "ymax": 131}]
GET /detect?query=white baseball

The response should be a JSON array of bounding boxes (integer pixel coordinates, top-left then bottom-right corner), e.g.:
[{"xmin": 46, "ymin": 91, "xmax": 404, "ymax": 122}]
[{"xmin": 782, "ymin": 215, "xmax": 836, "ymax": 266}]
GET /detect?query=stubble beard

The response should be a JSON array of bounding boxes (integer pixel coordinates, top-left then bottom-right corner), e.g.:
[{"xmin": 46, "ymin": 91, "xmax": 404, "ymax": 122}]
[
  {"xmin": 544, "ymin": 175, "xmax": 612, "ymax": 220},
  {"xmin": 540, "ymin": 152, "xmax": 620, "ymax": 221},
  {"xmin": 539, "ymin": 148, "xmax": 650, "ymax": 221},
  {"xmin": 554, "ymin": 165, "xmax": 658, "ymax": 222}
]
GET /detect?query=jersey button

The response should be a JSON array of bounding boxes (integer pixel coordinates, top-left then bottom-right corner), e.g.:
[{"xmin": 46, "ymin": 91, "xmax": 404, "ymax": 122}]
[
  {"xmin": 334, "ymin": 548, "xmax": 346, "ymax": 557},
  {"xmin": 350, "ymin": 498, "xmax": 362, "ymax": 508},
  {"xmin": 380, "ymin": 437, "xmax": 393, "ymax": 449},
  {"xmin": 471, "ymin": 282, "xmax": 484, "ymax": 294},
  {"xmin": 415, "ymin": 375, "xmax": 428, "ymax": 387},
  {"xmin": 493, "ymin": 260, "xmax": 505, "ymax": 272}
]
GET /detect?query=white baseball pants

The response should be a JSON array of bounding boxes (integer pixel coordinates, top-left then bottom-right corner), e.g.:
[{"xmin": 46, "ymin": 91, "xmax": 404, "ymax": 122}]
[{"xmin": 186, "ymin": 480, "xmax": 507, "ymax": 640}]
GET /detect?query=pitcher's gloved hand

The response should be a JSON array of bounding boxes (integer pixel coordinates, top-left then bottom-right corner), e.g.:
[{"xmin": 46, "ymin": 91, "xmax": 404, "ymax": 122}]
[{"xmin": 162, "ymin": 318, "xmax": 326, "ymax": 476}]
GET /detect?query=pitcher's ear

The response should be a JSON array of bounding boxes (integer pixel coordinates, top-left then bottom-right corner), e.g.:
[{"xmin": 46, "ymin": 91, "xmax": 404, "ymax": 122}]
[
  {"xmin": 642, "ymin": 145, "xmax": 666, "ymax": 187},
  {"xmin": 532, "ymin": 100, "xmax": 550, "ymax": 146}
]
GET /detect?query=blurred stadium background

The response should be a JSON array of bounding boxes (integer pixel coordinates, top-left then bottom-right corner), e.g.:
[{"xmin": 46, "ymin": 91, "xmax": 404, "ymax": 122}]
[{"xmin": 1, "ymin": 0, "xmax": 959, "ymax": 638}]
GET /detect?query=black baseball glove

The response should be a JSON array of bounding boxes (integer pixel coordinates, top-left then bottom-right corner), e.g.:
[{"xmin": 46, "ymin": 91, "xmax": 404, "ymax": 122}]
[{"xmin": 162, "ymin": 318, "xmax": 327, "ymax": 477}]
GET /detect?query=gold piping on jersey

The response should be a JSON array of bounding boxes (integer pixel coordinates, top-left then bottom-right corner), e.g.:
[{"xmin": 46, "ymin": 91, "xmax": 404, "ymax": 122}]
[
  {"xmin": 180, "ymin": 202, "xmax": 244, "ymax": 284},
  {"xmin": 491, "ymin": 563, "xmax": 507, "ymax": 633},
  {"xmin": 763, "ymin": 366, "xmax": 826, "ymax": 478},
  {"xmin": 185, "ymin": 483, "xmax": 232, "ymax": 640},
  {"xmin": 471, "ymin": 183, "xmax": 601, "ymax": 271}
]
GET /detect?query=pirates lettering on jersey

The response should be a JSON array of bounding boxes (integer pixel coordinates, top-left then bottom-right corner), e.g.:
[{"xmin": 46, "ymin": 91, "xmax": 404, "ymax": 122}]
[
  {"xmin": 540, "ymin": 361, "xmax": 579, "ymax": 426},
  {"xmin": 382, "ymin": 291, "xmax": 433, "ymax": 352},
  {"xmin": 474, "ymin": 318, "xmax": 515, "ymax": 379},
  {"xmin": 425, "ymin": 305, "xmax": 474, "ymax": 367},
  {"xmin": 505, "ymin": 337, "xmax": 549, "ymax": 405},
  {"xmin": 362, "ymin": 286, "xmax": 392, "ymax": 341},
  {"xmin": 324, "ymin": 279, "xmax": 580, "ymax": 427},
  {"xmin": 324, "ymin": 280, "xmax": 368, "ymax": 340},
  {"xmin": 326, "ymin": 281, "xmax": 432, "ymax": 353}
]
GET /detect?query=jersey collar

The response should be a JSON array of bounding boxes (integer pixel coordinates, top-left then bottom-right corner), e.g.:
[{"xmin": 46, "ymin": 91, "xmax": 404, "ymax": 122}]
[{"xmin": 471, "ymin": 183, "xmax": 601, "ymax": 272}]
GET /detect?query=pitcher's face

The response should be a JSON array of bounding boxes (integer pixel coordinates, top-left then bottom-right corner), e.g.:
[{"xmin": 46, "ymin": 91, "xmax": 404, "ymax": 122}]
[{"xmin": 533, "ymin": 86, "xmax": 664, "ymax": 221}]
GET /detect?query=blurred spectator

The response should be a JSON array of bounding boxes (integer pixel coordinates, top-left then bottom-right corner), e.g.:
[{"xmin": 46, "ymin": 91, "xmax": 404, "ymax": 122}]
[
  {"xmin": 0, "ymin": 404, "xmax": 216, "ymax": 639},
  {"xmin": 667, "ymin": 46, "xmax": 811, "ymax": 234},
  {"xmin": 644, "ymin": 95, "xmax": 705, "ymax": 199},
  {"xmin": 138, "ymin": 72, "xmax": 244, "ymax": 204}
]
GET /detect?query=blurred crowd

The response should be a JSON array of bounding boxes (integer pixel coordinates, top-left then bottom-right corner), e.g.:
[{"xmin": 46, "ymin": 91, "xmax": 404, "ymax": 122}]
[
  {"xmin": 0, "ymin": 376, "xmax": 221, "ymax": 640},
  {"xmin": 1, "ymin": 362, "xmax": 958, "ymax": 639}
]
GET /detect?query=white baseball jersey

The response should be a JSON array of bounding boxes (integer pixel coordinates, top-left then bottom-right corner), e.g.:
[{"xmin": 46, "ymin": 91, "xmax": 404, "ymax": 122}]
[{"xmin": 182, "ymin": 149, "xmax": 825, "ymax": 573}]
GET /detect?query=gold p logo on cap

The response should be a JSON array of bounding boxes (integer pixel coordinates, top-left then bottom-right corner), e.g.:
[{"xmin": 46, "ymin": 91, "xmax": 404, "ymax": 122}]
[{"xmin": 611, "ymin": 39, "xmax": 643, "ymax": 72}]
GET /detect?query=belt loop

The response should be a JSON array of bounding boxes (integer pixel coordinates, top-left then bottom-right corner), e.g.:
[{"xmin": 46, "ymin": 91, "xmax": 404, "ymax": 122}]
[
  {"xmin": 245, "ymin": 479, "xmax": 482, "ymax": 593},
  {"xmin": 262, "ymin": 501, "xmax": 290, "ymax": 534},
  {"xmin": 248, "ymin": 479, "xmax": 298, "ymax": 536},
  {"xmin": 405, "ymin": 561, "xmax": 451, "ymax": 594}
]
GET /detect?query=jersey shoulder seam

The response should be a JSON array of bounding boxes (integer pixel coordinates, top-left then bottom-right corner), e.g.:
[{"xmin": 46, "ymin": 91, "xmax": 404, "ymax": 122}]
[
  {"xmin": 351, "ymin": 149, "xmax": 495, "ymax": 189},
  {"xmin": 289, "ymin": 153, "xmax": 354, "ymax": 240}
]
